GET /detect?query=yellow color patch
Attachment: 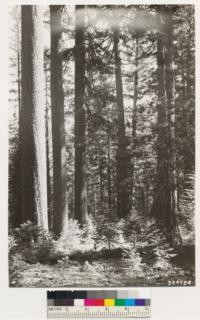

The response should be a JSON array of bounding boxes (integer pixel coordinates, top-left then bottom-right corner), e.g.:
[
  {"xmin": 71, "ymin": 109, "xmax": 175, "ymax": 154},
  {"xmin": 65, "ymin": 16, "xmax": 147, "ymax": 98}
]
[{"xmin": 104, "ymin": 299, "xmax": 115, "ymax": 306}]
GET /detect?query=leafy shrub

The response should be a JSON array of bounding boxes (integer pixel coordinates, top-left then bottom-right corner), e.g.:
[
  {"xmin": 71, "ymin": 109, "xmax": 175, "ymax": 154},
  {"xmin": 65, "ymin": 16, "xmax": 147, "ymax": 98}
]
[
  {"xmin": 177, "ymin": 173, "xmax": 195, "ymax": 245},
  {"xmin": 123, "ymin": 212, "xmax": 167, "ymax": 248},
  {"xmin": 12, "ymin": 221, "xmax": 64, "ymax": 264},
  {"xmin": 152, "ymin": 245, "xmax": 178, "ymax": 270},
  {"xmin": 57, "ymin": 218, "xmax": 95, "ymax": 255},
  {"xmin": 92, "ymin": 214, "xmax": 128, "ymax": 251},
  {"xmin": 121, "ymin": 211, "xmax": 181, "ymax": 273},
  {"xmin": 123, "ymin": 249, "xmax": 145, "ymax": 273},
  {"xmin": 9, "ymin": 234, "xmax": 27, "ymax": 286},
  {"xmin": 8, "ymin": 234, "xmax": 18, "ymax": 255}
]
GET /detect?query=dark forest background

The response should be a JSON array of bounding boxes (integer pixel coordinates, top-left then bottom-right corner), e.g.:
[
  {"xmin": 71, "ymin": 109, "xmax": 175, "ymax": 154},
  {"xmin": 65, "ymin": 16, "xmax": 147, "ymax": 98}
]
[{"xmin": 8, "ymin": 5, "xmax": 195, "ymax": 287}]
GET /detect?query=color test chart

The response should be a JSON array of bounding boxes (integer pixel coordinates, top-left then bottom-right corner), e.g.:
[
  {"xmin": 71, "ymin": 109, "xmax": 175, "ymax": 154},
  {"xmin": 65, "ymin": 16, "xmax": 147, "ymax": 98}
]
[{"xmin": 47, "ymin": 290, "xmax": 151, "ymax": 318}]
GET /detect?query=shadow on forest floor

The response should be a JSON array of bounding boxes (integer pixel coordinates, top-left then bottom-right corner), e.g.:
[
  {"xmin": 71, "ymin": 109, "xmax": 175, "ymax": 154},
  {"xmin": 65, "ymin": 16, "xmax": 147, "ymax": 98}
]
[{"xmin": 10, "ymin": 245, "xmax": 195, "ymax": 287}]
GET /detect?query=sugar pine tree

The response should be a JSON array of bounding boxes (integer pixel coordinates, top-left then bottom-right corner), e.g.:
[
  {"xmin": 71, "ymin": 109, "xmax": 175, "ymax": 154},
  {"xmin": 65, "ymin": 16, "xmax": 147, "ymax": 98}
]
[
  {"xmin": 74, "ymin": 5, "xmax": 88, "ymax": 225},
  {"xmin": 50, "ymin": 5, "xmax": 68, "ymax": 235},
  {"xmin": 20, "ymin": 5, "xmax": 48, "ymax": 231}
]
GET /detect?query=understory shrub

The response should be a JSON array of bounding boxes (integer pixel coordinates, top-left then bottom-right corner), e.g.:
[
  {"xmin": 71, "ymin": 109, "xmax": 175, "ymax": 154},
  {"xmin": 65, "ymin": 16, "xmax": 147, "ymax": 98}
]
[
  {"xmin": 92, "ymin": 214, "xmax": 128, "ymax": 251},
  {"xmin": 122, "ymin": 212, "xmax": 180, "ymax": 272},
  {"xmin": 11, "ymin": 221, "xmax": 64, "ymax": 264},
  {"xmin": 57, "ymin": 218, "xmax": 95, "ymax": 255}
]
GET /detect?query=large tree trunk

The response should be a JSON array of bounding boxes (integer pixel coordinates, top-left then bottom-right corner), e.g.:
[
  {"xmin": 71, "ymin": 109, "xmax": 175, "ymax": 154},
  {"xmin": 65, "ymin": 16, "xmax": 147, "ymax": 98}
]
[
  {"xmin": 20, "ymin": 6, "xmax": 48, "ymax": 231},
  {"xmin": 153, "ymin": 8, "xmax": 171, "ymax": 228},
  {"xmin": 113, "ymin": 28, "xmax": 130, "ymax": 218},
  {"xmin": 165, "ymin": 9, "xmax": 182, "ymax": 245},
  {"xmin": 152, "ymin": 7, "xmax": 181, "ymax": 245},
  {"xmin": 132, "ymin": 36, "xmax": 138, "ymax": 179},
  {"xmin": 185, "ymin": 13, "xmax": 194, "ymax": 174},
  {"xmin": 74, "ymin": 5, "xmax": 88, "ymax": 225},
  {"xmin": 50, "ymin": 6, "xmax": 68, "ymax": 235},
  {"xmin": 11, "ymin": 29, "xmax": 21, "ymax": 228}
]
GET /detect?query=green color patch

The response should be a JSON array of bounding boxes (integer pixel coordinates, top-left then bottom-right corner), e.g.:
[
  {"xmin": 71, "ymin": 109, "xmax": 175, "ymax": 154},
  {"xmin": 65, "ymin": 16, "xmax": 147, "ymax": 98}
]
[{"xmin": 115, "ymin": 299, "xmax": 125, "ymax": 306}]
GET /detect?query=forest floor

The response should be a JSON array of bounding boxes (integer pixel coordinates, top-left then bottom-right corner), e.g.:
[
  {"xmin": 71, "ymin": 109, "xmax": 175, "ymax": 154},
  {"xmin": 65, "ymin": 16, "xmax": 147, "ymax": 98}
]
[{"xmin": 10, "ymin": 245, "xmax": 195, "ymax": 287}]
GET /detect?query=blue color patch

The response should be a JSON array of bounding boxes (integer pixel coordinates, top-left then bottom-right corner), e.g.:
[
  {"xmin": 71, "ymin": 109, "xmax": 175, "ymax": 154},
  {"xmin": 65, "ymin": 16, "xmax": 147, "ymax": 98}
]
[{"xmin": 124, "ymin": 299, "xmax": 136, "ymax": 306}]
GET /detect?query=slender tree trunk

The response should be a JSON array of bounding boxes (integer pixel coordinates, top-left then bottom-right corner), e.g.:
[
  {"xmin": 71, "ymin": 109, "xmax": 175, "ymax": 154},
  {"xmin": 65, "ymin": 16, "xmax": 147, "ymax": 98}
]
[
  {"xmin": 165, "ymin": 10, "xmax": 182, "ymax": 245},
  {"xmin": 181, "ymin": 54, "xmax": 186, "ymax": 101},
  {"xmin": 107, "ymin": 123, "xmax": 112, "ymax": 215},
  {"xmin": 99, "ymin": 156, "xmax": 104, "ymax": 211},
  {"xmin": 45, "ymin": 64, "xmax": 52, "ymax": 230},
  {"xmin": 74, "ymin": 5, "xmax": 88, "ymax": 225},
  {"xmin": 71, "ymin": 177, "xmax": 74, "ymax": 219},
  {"xmin": 93, "ymin": 183, "xmax": 96, "ymax": 216},
  {"xmin": 17, "ymin": 51, "xmax": 21, "ymax": 115},
  {"xmin": 108, "ymin": 239, "xmax": 111, "ymax": 252},
  {"xmin": 20, "ymin": 6, "xmax": 48, "ymax": 230},
  {"xmin": 113, "ymin": 28, "xmax": 130, "ymax": 218},
  {"xmin": 131, "ymin": 35, "xmax": 139, "ymax": 212},
  {"xmin": 151, "ymin": 8, "xmax": 171, "ymax": 230},
  {"xmin": 185, "ymin": 22, "xmax": 192, "ymax": 174},
  {"xmin": 186, "ymin": 24, "xmax": 192, "ymax": 103},
  {"xmin": 50, "ymin": 6, "xmax": 68, "ymax": 235},
  {"xmin": 146, "ymin": 188, "xmax": 149, "ymax": 215},
  {"xmin": 139, "ymin": 186, "xmax": 145, "ymax": 215},
  {"xmin": 132, "ymin": 36, "xmax": 138, "ymax": 182}
]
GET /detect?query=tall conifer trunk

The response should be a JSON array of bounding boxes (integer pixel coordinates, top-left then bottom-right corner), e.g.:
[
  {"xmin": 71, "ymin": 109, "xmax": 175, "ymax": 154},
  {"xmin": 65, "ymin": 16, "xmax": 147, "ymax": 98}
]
[
  {"xmin": 45, "ymin": 64, "xmax": 52, "ymax": 229},
  {"xmin": 131, "ymin": 35, "xmax": 139, "ymax": 211},
  {"xmin": 165, "ymin": 9, "xmax": 182, "ymax": 244},
  {"xmin": 113, "ymin": 28, "xmax": 130, "ymax": 218},
  {"xmin": 20, "ymin": 5, "xmax": 48, "ymax": 231},
  {"xmin": 50, "ymin": 6, "xmax": 68, "ymax": 235},
  {"xmin": 132, "ymin": 36, "xmax": 138, "ymax": 181},
  {"xmin": 74, "ymin": 5, "xmax": 88, "ymax": 225},
  {"xmin": 152, "ymin": 7, "xmax": 181, "ymax": 245},
  {"xmin": 152, "ymin": 8, "xmax": 171, "ymax": 227}
]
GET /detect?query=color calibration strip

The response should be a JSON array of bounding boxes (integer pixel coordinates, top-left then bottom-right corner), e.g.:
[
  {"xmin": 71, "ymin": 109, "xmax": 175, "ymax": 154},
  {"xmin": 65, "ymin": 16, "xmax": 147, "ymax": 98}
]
[{"xmin": 47, "ymin": 290, "xmax": 151, "ymax": 318}]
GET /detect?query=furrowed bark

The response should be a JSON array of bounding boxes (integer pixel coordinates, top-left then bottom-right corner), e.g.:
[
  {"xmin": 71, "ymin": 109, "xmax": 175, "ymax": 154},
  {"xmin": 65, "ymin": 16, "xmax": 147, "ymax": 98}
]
[{"xmin": 20, "ymin": 5, "xmax": 48, "ymax": 231}]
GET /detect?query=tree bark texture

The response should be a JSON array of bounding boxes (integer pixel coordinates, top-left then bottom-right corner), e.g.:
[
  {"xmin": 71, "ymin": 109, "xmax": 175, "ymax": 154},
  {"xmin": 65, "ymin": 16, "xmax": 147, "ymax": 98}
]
[
  {"xmin": 107, "ymin": 124, "xmax": 112, "ymax": 215},
  {"xmin": 45, "ymin": 65, "xmax": 52, "ymax": 230},
  {"xmin": 152, "ymin": 8, "xmax": 181, "ymax": 245},
  {"xmin": 74, "ymin": 5, "xmax": 88, "ymax": 225},
  {"xmin": 131, "ymin": 35, "xmax": 139, "ymax": 210},
  {"xmin": 113, "ymin": 28, "xmax": 130, "ymax": 218},
  {"xmin": 20, "ymin": 5, "xmax": 48, "ymax": 231},
  {"xmin": 50, "ymin": 5, "xmax": 68, "ymax": 235},
  {"xmin": 165, "ymin": 10, "xmax": 182, "ymax": 244}
]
